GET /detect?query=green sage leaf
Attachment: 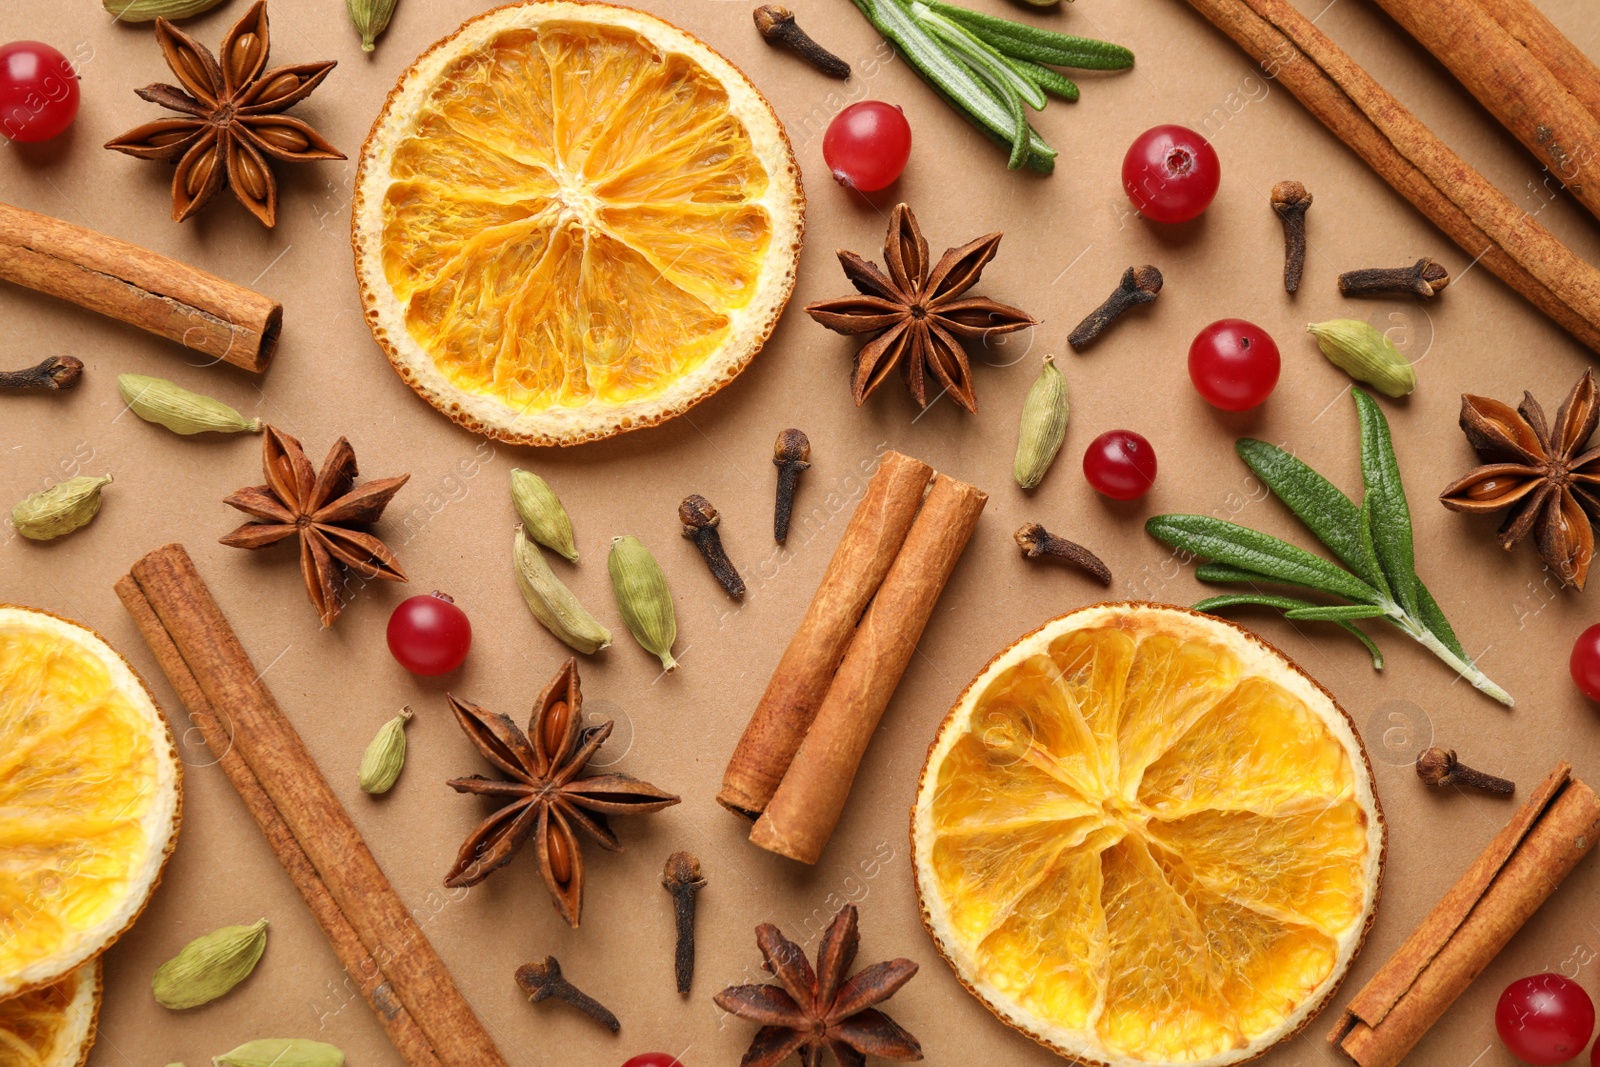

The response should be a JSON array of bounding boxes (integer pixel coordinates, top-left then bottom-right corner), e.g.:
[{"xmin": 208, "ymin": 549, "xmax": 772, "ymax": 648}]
[
  {"xmin": 1415, "ymin": 580, "xmax": 1468, "ymax": 660},
  {"xmin": 1234, "ymin": 438, "xmax": 1369, "ymax": 579},
  {"xmin": 1354, "ymin": 389, "xmax": 1419, "ymax": 614},
  {"xmin": 1283, "ymin": 605, "xmax": 1386, "ymax": 621},
  {"xmin": 1190, "ymin": 593, "xmax": 1385, "ymax": 667},
  {"xmin": 1146, "ymin": 514, "xmax": 1382, "ymax": 604},
  {"xmin": 1356, "ymin": 499, "xmax": 1393, "ymax": 602}
]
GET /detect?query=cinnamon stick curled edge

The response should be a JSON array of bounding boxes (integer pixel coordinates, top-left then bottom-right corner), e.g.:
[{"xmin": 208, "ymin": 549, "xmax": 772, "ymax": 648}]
[
  {"xmin": 117, "ymin": 545, "xmax": 506, "ymax": 1067},
  {"xmin": 1330, "ymin": 762, "xmax": 1600, "ymax": 1067},
  {"xmin": 0, "ymin": 202, "xmax": 280, "ymax": 373}
]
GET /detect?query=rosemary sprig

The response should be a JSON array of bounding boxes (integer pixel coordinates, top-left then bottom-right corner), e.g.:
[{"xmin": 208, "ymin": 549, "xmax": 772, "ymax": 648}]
[{"xmin": 1146, "ymin": 389, "xmax": 1513, "ymax": 706}]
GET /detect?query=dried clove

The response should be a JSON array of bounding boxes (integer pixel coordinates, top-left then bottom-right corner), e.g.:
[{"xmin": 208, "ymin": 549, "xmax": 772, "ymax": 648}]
[
  {"xmin": 1014, "ymin": 522, "xmax": 1112, "ymax": 585},
  {"xmin": 773, "ymin": 428, "xmax": 811, "ymax": 544},
  {"xmin": 1339, "ymin": 257, "xmax": 1450, "ymax": 299},
  {"xmin": 680, "ymin": 494, "xmax": 746, "ymax": 598},
  {"xmin": 0, "ymin": 355, "xmax": 83, "ymax": 392},
  {"xmin": 661, "ymin": 851, "xmax": 705, "ymax": 996},
  {"xmin": 1416, "ymin": 747, "xmax": 1515, "ymax": 795},
  {"xmin": 514, "ymin": 956, "xmax": 620, "ymax": 1033},
  {"xmin": 753, "ymin": 5, "xmax": 851, "ymax": 79},
  {"xmin": 1271, "ymin": 181, "xmax": 1312, "ymax": 293},
  {"xmin": 1068, "ymin": 265, "xmax": 1163, "ymax": 351}
]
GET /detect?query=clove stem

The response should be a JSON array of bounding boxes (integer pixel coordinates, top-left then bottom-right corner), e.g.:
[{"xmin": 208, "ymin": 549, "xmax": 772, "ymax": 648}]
[
  {"xmin": 1271, "ymin": 181, "xmax": 1312, "ymax": 294},
  {"xmin": 1415, "ymin": 747, "xmax": 1515, "ymax": 795},
  {"xmin": 0, "ymin": 354, "xmax": 83, "ymax": 392},
  {"xmin": 1339, "ymin": 257, "xmax": 1451, "ymax": 298},
  {"xmin": 661, "ymin": 851, "xmax": 706, "ymax": 996},
  {"xmin": 754, "ymin": 5, "xmax": 851, "ymax": 79},
  {"xmin": 681, "ymin": 494, "xmax": 746, "ymax": 598},
  {"xmin": 1014, "ymin": 522, "xmax": 1112, "ymax": 585},
  {"xmin": 773, "ymin": 428, "xmax": 811, "ymax": 544},
  {"xmin": 514, "ymin": 957, "xmax": 620, "ymax": 1032},
  {"xmin": 1068, "ymin": 265, "xmax": 1163, "ymax": 351}
]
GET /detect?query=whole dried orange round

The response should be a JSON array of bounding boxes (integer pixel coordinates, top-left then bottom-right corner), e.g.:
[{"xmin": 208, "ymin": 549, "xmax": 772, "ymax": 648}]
[
  {"xmin": 0, "ymin": 606, "xmax": 181, "ymax": 1000},
  {"xmin": 912, "ymin": 603, "xmax": 1384, "ymax": 1067},
  {"xmin": 0, "ymin": 962, "xmax": 101, "ymax": 1067},
  {"xmin": 353, "ymin": 2, "xmax": 803, "ymax": 446}
]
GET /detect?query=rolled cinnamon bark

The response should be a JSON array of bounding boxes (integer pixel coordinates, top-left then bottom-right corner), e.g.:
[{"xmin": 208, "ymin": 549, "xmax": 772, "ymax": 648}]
[
  {"xmin": 0, "ymin": 202, "xmax": 280, "ymax": 372},
  {"xmin": 1370, "ymin": 0, "xmax": 1600, "ymax": 220},
  {"xmin": 1472, "ymin": 0, "xmax": 1600, "ymax": 124},
  {"xmin": 751, "ymin": 473, "xmax": 987, "ymax": 865},
  {"xmin": 1330, "ymin": 762, "xmax": 1600, "ymax": 1066},
  {"xmin": 119, "ymin": 544, "xmax": 507, "ymax": 1067},
  {"xmin": 717, "ymin": 450, "xmax": 935, "ymax": 818}
]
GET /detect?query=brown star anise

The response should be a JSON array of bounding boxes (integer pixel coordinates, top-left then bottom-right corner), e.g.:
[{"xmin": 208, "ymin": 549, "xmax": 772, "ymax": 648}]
[
  {"xmin": 804, "ymin": 203, "xmax": 1037, "ymax": 413},
  {"xmin": 1440, "ymin": 369, "xmax": 1600, "ymax": 589},
  {"xmin": 444, "ymin": 659, "xmax": 681, "ymax": 928},
  {"xmin": 105, "ymin": 1, "xmax": 344, "ymax": 227},
  {"xmin": 714, "ymin": 904, "xmax": 922, "ymax": 1067},
  {"xmin": 220, "ymin": 425, "xmax": 409, "ymax": 627}
]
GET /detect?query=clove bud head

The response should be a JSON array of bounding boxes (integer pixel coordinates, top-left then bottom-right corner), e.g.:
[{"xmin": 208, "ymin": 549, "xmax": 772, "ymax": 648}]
[{"xmin": 679, "ymin": 493, "xmax": 721, "ymax": 531}]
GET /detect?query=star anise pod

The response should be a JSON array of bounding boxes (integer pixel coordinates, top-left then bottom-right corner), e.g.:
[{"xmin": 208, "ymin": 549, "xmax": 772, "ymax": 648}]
[
  {"xmin": 220, "ymin": 424, "xmax": 409, "ymax": 627},
  {"xmin": 105, "ymin": 1, "xmax": 344, "ymax": 227},
  {"xmin": 804, "ymin": 203, "xmax": 1037, "ymax": 414},
  {"xmin": 444, "ymin": 659, "xmax": 680, "ymax": 928},
  {"xmin": 1440, "ymin": 368, "xmax": 1600, "ymax": 589},
  {"xmin": 714, "ymin": 904, "xmax": 922, "ymax": 1067}
]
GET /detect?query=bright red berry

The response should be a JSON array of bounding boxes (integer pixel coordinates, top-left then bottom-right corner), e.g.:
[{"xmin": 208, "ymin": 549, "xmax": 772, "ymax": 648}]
[
  {"xmin": 1570, "ymin": 624, "xmax": 1600, "ymax": 700},
  {"xmin": 620, "ymin": 1056, "xmax": 686, "ymax": 1067},
  {"xmin": 1188, "ymin": 319, "xmax": 1281, "ymax": 411},
  {"xmin": 823, "ymin": 101, "xmax": 912, "ymax": 192},
  {"xmin": 0, "ymin": 42, "xmax": 79, "ymax": 142},
  {"xmin": 1122, "ymin": 125, "xmax": 1221, "ymax": 224},
  {"xmin": 1083, "ymin": 430, "xmax": 1157, "ymax": 500},
  {"xmin": 387, "ymin": 592, "xmax": 472, "ymax": 676},
  {"xmin": 1495, "ymin": 974, "xmax": 1595, "ymax": 1065}
]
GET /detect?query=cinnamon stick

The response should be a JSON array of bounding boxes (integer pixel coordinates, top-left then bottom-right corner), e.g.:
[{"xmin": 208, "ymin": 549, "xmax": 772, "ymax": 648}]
[
  {"xmin": 751, "ymin": 473, "xmax": 987, "ymax": 865},
  {"xmin": 1178, "ymin": 0, "xmax": 1600, "ymax": 354},
  {"xmin": 1330, "ymin": 762, "xmax": 1600, "ymax": 1067},
  {"xmin": 118, "ymin": 544, "xmax": 506, "ymax": 1067},
  {"xmin": 1471, "ymin": 0, "xmax": 1600, "ymax": 125},
  {"xmin": 0, "ymin": 202, "xmax": 280, "ymax": 373},
  {"xmin": 1370, "ymin": 0, "xmax": 1600, "ymax": 219},
  {"xmin": 718, "ymin": 450, "xmax": 935, "ymax": 819}
]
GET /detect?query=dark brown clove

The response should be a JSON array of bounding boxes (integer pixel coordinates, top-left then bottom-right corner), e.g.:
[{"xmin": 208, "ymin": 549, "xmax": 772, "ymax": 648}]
[
  {"xmin": 772, "ymin": 428, "xmax": 811, "ymax": 544},
  {"xmin": 661, "ymin": 851, "xmax": 706, "ymax": 996},
  {"xmin": 753, "ymin": 5, "xmax": 851, "ymax": 79},
  {"xmin": 680, "ymin": 494, "xmax": 746, "ymax": 598},
  {"xmin": 1339, "ymin": 257, "xmax": 1451, "ymax": 299},
  {"xmin": 1271, "ymin": 181, "xmax": 1312, "ymax": 294},
  {"xmin": 1415, "ymin": 747, "xmax": 1515, "ymax": 795},
  {"xmin": 0, "ymin": 355, "xmax": 83, "ymax": 392},
  {"xmin": 1068, "ymin": 265, "xmax": 1163, "ymax": 351},
  {"xmin": 515, "ymin": 956, "xmax": 620, "ymax": 1032},
  {"xmin": 1014, "ymin": 522, "xmax": 1112, "ymax": 585}
]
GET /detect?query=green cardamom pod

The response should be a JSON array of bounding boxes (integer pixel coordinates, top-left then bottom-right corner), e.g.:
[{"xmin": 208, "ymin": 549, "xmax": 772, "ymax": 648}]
[
  {"xmin": 514, "ymin": 527, "xmax": 612, "ymax": 654},
  {"xmin": 358, "ymin": 707, "xmax": 413, "ymax": 794},
  {"xmin": 118, "ymin": 374, "xmax": 262, "ymax": 436},
  {"xmin": 101, "ymin": 0, "xmax": 228, "ymax": 21},
  {"xmin": 11, "ymin": 474, "xmax": 112, "ymax": 541},
  {"xmin": 151, "ymin": 919, "xmax": 268, "ymax": 1010},
  {"xmin": 1307, "ymin": 319, "xmax": 1417, "ymax": 398},
  {"xmin": 213, "ymin": 1040, "xmax": 343, "ymax": 1067},
  {"xmin": 346, "ymin": 0, "xmax": 400, "ymax": 51},
  {"xmin": 608, "ymin": 535, "xmax": 678, "ymax": 671},
  {"xmin": 511, "ymin": 469, "xmax": 579, "ymax": 562},
  {"xmin": 1013, "ymin": 354, "xmax": 1070, "ymax": 489}
]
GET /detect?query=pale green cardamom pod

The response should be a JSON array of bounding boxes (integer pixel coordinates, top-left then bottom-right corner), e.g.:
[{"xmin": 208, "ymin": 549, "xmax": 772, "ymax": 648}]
[
  {"xmin": 359, "ymin": 707, "xmax": 413, "ymax": 794},
  {"xmin": 1013, "ymin": 354, "xmax": 1070, "ymax": 490},
  {"xmin": 213, "ymin": 1039, "xmax": 343, "ymax": 1067},
  {"xmin": 514, "ymin": 527, "xmax": 612, "ymax": 655},
  {"xmin": 151, "ymin": 919, "xmax": 268, "ymax": 1010},
  {"xmin": 346, "ymin": 0, "xmax": 400, "ymax": 51},
  {"xmin": 118, "ymin": 374, "xmax": 262, "ymax": 436},
  {"xmin": 608, "ymin": 535, "xmax": 678, "ymax": 671},
  {"xmin": 12, "ymin": 475, "xmax": 112, "ymax": 541},
  {"xmin": 511, "ymin": 469, "xmax": 579, "ymax": 562},
  {"xmin": 1307, "ymin": 320, "xmax": 1417, "ymax": 398},
  {"xmin": 102, "ymin": 0, "xmax": 227, "ymax": 21}
]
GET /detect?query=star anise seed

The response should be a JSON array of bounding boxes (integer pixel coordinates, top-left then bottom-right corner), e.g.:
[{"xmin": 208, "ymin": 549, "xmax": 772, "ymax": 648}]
[
  {"xmin": 1440, "ymin": 368, "xmax": 1600, "ymax": 589},
  {"xmin": 105, "ymin": 1, "xmax": 344, "ymax": 227},
  {"xmin": 444, "ymin": 658, "xmax": 680, "ymax": 928},
  {"xmin": 220, "ymin": 424, "xmax": 409, "ymax": 627},
  {"xmin": 714, "ymin": 903, "xmax": 922, "ymax": 1067},
  {"xmin": 804, "ymin": 203, "xmax": 1037, "ymax": 414}
]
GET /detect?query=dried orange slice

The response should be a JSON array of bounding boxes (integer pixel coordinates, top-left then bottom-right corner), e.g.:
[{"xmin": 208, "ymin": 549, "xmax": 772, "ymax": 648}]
[
  {"xmin": 913, "ymin": 603, "xmax": 1383, "ymax": 1067},
  {"xmin": 0, "ymin": 963, "xmax": 101, "ymax": 1067},
  {"xmin": 353, "ymin": 2, "xmax": 803, "ymax": 446},
  {"xmin": 0, "ymin": 607, "xmax": 181, "ymax": 999}
]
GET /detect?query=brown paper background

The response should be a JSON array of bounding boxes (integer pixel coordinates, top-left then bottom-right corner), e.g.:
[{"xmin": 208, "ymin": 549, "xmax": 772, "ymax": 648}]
[{"xmin": 4, "ymin": 0, "xmax": 1600, "ymax": 1064}]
